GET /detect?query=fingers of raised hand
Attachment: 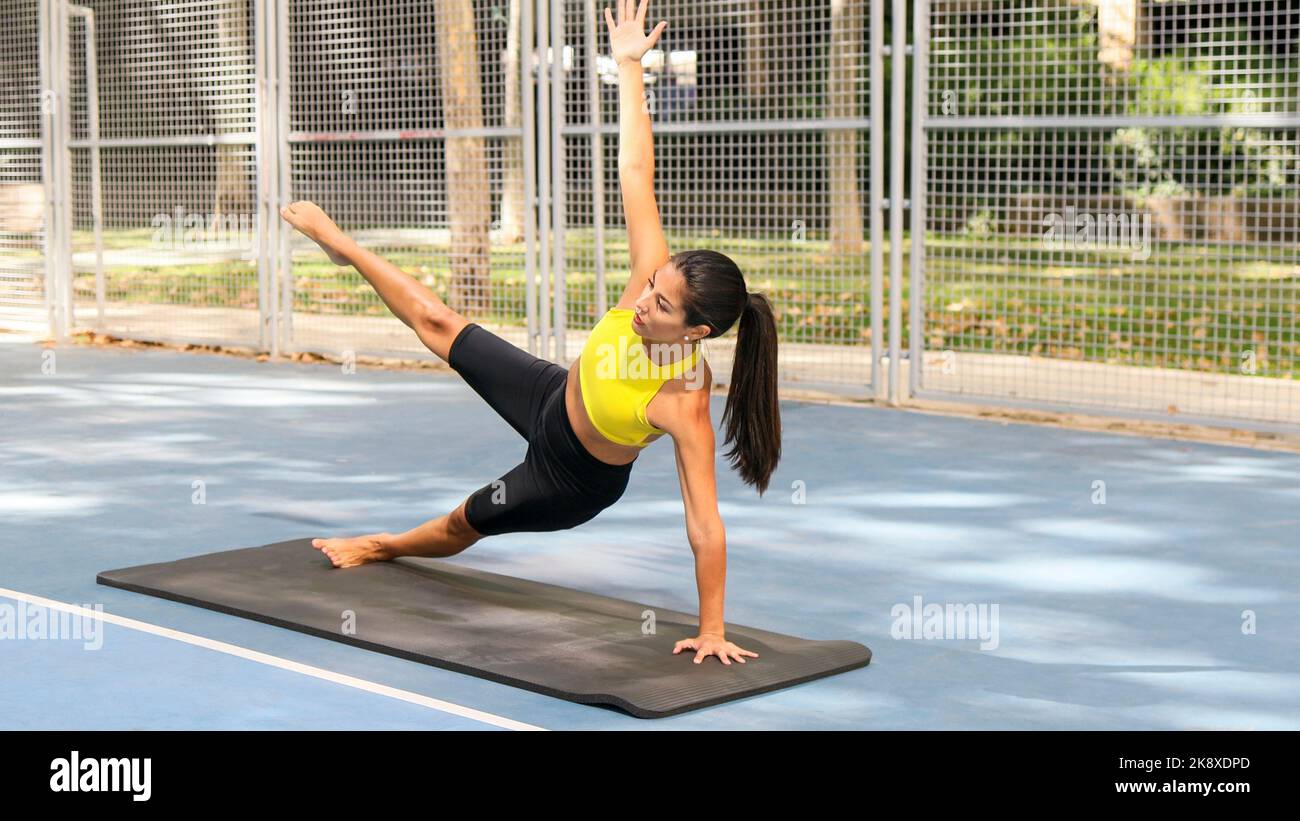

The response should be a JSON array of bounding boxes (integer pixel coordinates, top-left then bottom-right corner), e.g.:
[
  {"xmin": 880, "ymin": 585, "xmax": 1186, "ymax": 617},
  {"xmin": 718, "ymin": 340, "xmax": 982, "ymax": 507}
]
[{"xmin": 646, "ymin": 20, "xmax": 666, "ymax": 49}]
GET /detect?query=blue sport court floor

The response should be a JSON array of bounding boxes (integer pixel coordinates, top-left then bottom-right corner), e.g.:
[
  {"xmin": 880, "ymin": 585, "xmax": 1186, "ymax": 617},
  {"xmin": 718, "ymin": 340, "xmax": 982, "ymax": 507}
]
[{"xmin": 2, "ymin": 338, "xmax": 1297, "ymax": 729}]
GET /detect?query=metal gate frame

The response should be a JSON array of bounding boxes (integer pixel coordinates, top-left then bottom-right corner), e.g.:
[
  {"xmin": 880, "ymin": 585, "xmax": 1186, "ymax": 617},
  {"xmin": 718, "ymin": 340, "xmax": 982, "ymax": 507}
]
[
  {"xmin": 32, "ymin": 0, "xmax": 883, "ymax": 401},
  {"xmin": 553, "ymin": 0, "xmax": 884, "ymax": 400},
  {"xmin": 38, "ymin": 0, "xmax": 266, "ymax": 351},
  {"xmin": 38, "ymin": 0, "xmax": 73, "ymax": 342},
  {"xmin": 268, "ymin": 0, "xmax": 542, "ymax": 364},
  {"xmin": 29, "ymin": 0, "xmax": 1297, "ymax": 432},
  {"xmin": 903, "ymin": 0, "xmax": 1300, "ymax": 433}
]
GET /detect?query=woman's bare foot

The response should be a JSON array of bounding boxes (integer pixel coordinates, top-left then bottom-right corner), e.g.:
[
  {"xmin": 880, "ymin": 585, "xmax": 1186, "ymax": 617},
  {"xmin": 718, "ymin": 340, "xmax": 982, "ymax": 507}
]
[
  {"xmin": 311, "ymin": 533, "xmax": 394, "ymax": 568},
  {"xmin": 279, "ymin": 200, "xmax": 352, "ymax": 266}
]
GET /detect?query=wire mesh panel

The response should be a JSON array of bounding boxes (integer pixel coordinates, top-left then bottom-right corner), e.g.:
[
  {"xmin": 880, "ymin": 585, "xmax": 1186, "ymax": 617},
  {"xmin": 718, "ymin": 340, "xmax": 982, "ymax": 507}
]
[
  {"xmin": 916, "ymin": 0, "xmax": 1300, "ymax": 430},
  {"xmin": 281, "ymin": 0, "xmax": 533, "ymax": 359},
  {"xmin": 558, "ymin": 0, "xmax": 877, "ymax": 397},
  {"xmin": 64, "ymin": 0, "xmax": 262, "ymax": 348},
  {"xmin": 0, "ymin": 0, "xmax": 46, "ymax": 334}
]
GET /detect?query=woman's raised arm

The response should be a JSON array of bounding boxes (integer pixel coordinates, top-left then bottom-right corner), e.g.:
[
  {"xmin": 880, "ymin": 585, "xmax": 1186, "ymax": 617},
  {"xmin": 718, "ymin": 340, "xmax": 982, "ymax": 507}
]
[{"xmin": 605, "ymin": 1, "xmax": 670, "ymax": 296}]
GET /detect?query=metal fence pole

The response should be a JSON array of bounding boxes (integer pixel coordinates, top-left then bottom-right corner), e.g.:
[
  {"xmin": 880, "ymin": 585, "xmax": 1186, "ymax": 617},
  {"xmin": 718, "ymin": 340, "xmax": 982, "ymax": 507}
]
[
  {"xmin": 523, "ymin": 0, "xmax": 538, "ymax": 356},
  {"xmin": 869, "ymin": 0, "xmax": 884, "ymax": 399},
  {"xmin": 38, "ymin": 0, "xmax": 55, "ymax": 342},
  {"xmin": 887, "ymin": 0, "xmax": 905, "ymax": 404},
  {"xmin": 536, "ymin": 0, "xmax": 552, "ymax": 360},
  {"xmin": 274, "ymin": 0, "xmax": 291, "ymax": 358},
  {"xmin": 253, "ymin": 0, "xmax": 271, "ymax": 353},
  {"xmin": 907, "ymin": 0, "xmax": 928, "ymax": 400},
  {"xmin": 585, "ymin": 0, "xmax": 607, "ymax": 318},
  {"xmin": 53, "ymin": 0, "xmax": 73, "ymax": 342},
  {"xmin": 550, "ymin": 0, "xmax": 567, "ymax": 362}
]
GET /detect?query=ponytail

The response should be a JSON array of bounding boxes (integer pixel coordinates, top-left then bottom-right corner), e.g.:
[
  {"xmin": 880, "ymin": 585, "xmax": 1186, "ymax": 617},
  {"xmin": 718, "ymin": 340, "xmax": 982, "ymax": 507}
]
[
  {"xmin": 672, "ymin": 249, "xmax": 782, "ymax": 495},
  {"xmin": 720, "ymin": 291, "xmax": 781, "ymax": 495}
]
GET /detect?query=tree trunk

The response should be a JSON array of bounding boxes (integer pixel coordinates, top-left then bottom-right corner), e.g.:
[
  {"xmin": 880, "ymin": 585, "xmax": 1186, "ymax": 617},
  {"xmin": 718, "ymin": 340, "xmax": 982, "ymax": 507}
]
[
  {"xmin": 827, "ymin": 0, "xmax": 865, "ymax": 254},
  {"xmin": 1096, "ymin": 0, "xmax": 1139, "ymax": 74},
  {"xmin": 744, "ymin": 0, "xmax": 770, "ymax": 99},
  {"xmin": 211, "ymin": 2, "xmax": 253, "ymax": 237},
  {"xmin": 498, "ymin": 0, "xmax": 525, "ymax": 244},
  {"xmin": 436, "ymin": 0, "xmax": 492, "ymax": 317}
]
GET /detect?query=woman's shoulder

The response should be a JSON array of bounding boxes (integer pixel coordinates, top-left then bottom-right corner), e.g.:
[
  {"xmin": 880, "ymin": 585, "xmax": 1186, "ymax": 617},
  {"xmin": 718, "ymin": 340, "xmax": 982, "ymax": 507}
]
[
  {"xmin": 646, "ymin": 359, "xmax": 713, "ymax": 436},
  {"xmin": 660, "ymin": 355, "xmax": 712, "ymax": 397}
]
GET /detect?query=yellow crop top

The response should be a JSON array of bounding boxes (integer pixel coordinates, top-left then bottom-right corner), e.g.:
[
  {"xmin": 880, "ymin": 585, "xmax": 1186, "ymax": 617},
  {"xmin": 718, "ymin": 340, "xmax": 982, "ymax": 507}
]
[{"xmin": 578, "ymin": 307, "xmax": 703, "ymax": 447}]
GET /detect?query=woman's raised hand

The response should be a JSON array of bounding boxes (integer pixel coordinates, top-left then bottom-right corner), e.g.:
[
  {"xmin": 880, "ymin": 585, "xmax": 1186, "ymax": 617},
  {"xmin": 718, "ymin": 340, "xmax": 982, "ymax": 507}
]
[{"xmin": 604, "ymin": 0, "xmax": 668, "ymax": 67}]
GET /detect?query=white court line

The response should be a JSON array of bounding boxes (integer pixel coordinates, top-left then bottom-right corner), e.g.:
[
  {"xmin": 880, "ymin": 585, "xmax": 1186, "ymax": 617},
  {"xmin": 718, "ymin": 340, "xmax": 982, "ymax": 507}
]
[{"xmin": 0, "ymin": 587, "xmax": 546, "ymax": 731}]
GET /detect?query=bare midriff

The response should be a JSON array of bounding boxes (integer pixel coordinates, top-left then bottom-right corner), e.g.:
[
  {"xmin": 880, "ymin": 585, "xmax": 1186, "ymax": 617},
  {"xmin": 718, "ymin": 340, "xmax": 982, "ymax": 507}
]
[{"xmin": 565, "ymin": 356, "xmax": 662, "ymax": 467}]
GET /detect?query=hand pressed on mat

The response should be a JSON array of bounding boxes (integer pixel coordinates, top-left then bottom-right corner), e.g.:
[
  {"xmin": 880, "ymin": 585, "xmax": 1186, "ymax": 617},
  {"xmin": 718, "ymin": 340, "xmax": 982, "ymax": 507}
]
[{"xmin": 674, "ymin": 632, "xmax": 759, "ymax": 666}]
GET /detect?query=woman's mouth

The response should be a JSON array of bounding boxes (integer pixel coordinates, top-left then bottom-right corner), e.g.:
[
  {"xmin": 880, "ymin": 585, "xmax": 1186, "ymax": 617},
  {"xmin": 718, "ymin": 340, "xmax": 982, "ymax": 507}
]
[{"xmin": 633, "ymin": 313, "xmax": 644, "ymax": 326}]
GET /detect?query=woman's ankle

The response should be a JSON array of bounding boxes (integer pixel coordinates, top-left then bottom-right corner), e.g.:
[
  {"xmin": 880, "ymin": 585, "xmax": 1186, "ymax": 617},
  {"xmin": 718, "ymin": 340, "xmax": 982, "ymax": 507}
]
[{"xmin": 372, "ymin": 532, "xmax": 399, "ymax": 559}]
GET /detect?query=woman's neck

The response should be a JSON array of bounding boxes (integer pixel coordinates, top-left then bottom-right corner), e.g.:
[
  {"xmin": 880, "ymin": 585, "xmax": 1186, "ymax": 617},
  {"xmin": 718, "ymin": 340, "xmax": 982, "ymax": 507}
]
[{"xmin": 640, "ymin": 336, "xmax": 699, "ymax": 367}]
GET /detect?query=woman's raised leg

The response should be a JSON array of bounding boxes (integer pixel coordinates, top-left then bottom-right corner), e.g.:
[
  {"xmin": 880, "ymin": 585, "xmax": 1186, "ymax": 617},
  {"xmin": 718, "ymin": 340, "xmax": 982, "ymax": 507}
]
[{"xmin": 278, "ymin": 200, "xmax": 471, "ymax": 361}]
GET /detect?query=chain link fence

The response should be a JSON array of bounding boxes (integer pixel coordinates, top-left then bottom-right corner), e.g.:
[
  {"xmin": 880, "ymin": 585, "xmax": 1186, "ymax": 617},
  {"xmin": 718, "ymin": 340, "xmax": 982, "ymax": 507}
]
[
  {"xmin": 0, "ymin": 1, "xmax": 47, "ymax": 334},
  {"xmin": 557, "ymin": 0, "xmax": 878, "ymax": 396},
  {"xmin": 913, "ymin": 0, "xmax": 1299, "ymax": 429},
  {"xmin": 4, "ymin": 0, "xmax": 1296, "ymax": 433},
  {"xmin": 280, "ymin": 0, "xmax": 535, "ymax": 359}
]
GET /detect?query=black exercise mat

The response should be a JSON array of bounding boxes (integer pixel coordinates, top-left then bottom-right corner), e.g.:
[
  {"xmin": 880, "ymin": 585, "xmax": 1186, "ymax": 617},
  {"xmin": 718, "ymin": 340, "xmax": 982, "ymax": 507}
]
[{"xmin": 97, "ymin": 537, "xmax": 871, "ymax": 719}]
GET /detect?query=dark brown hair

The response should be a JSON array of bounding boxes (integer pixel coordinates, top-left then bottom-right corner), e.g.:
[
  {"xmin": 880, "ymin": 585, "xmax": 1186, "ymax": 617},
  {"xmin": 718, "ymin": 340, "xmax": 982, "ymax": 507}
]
[{"xmin": 672, "ymin": 249, "xmax": 781, "ymax": 495}]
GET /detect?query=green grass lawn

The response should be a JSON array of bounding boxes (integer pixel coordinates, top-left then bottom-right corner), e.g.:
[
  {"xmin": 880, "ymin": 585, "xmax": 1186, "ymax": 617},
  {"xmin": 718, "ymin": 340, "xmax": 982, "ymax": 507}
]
[{"xmin": 62, "ymin": 227, "xmax": 1298, "ymax": 378}]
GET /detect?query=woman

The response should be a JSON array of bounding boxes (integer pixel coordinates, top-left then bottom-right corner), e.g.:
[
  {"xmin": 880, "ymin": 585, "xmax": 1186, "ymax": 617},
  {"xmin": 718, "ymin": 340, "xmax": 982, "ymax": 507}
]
[{"xmin": 278, "ymin": 0, "xmax": 779, "ymax": 666}]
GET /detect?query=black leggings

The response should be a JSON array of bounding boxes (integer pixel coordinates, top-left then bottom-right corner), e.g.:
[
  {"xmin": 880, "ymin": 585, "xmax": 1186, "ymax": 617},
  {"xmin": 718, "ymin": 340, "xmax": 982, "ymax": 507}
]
[{"xmin": 447, "ymin": 321, "xmax": 635, "ymax": 536}]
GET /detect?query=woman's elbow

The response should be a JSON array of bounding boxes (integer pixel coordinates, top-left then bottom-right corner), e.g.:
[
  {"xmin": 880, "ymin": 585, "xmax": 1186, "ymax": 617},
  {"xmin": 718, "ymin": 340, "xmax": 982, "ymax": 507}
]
[
  {"xmin": 618, "ymin": 161, "xmax": 653, "ymax": 180},
  {"xmin": 689, "ymin": 521, "xmax": 725, "ymax": 549}
]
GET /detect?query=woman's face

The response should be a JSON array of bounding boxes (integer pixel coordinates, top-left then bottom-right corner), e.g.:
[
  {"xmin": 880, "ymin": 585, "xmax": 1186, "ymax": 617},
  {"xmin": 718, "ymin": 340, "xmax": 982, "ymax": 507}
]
[{"xmin": 633, "ymin": 262, "xmax": 708, "ymax": 345}]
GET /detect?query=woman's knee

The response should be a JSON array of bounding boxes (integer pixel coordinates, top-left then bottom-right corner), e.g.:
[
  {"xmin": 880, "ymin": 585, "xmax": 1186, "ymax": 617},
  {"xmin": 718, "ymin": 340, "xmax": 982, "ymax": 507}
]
[
  {"xmin": 450, "ymin": 498, "xmax": 486, "ymax": 543},
  {"xmin": 416, "ymin": 304, "xmax": 472, "ymax": 362}
]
